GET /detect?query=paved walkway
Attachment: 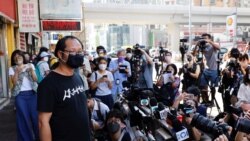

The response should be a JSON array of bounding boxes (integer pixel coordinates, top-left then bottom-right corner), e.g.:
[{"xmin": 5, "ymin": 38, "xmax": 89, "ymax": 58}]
[{"xmin": 0, "ymin": 98, "xmax": 16, "ymax": 141}]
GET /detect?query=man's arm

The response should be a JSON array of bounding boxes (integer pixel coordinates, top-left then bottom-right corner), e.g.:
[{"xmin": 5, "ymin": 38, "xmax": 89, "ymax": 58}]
[
  {"xmin": 207, "ymin": 40, "xmax": 220, "ymax": 50},
  {"xmin": 138, "ymin": 48, "xmax": 153, "ymax": 65},
  {"xmin": 39, "ymin": 112, "xmax": 52, "ymax": 141}
]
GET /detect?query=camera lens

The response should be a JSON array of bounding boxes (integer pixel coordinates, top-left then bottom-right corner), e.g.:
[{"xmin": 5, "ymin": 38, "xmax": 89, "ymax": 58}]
[{"xmin": 236, "ymin": 118, "xmax": 250, "ymax": 134}]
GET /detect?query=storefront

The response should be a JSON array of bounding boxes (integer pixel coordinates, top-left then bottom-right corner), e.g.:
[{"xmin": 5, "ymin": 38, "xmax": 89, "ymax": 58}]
[{"xmin": 0, "ymin": 0, "xmax": 17, "ymax": 97}]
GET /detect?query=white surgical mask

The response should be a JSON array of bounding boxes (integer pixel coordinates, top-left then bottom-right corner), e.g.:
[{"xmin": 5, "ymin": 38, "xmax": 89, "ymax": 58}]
[
  {"xmin": 126, "ymin": 53, "xmax": 132, "ymax": 59},
  {"xmin": 165, "ymin": 56, "xmax": 172, "ymax": 63},
  {"xmin": 44, "ymin": 57, "xmax": 49, "ymax": 62},
  {"xmin": 99, "ymin": 64, "xmax": 107, "ymax": 70}
]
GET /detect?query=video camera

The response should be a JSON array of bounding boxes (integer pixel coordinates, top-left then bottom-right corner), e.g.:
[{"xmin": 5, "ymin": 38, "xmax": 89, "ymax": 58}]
[
  {"xmin": 179, "ymin": 39, "xmax": 188, "ymax": 55},
  {"xmin": 236, "ymin": 118, "xmax": 250, "ymax": 134},
  {"xmin": 133, "ymin": 44, "xmax": 144, "ymax": 58},
  {"xmin": 196, "ymin": 38, "xmax": 207, "ymax": 51},
  {"xmin": 191, "ymin": 113, "xmax": 230, "ymax": 140},
  {"xmin": 159, "ymin": 46, "xmax": 170, "ymax": 62}
]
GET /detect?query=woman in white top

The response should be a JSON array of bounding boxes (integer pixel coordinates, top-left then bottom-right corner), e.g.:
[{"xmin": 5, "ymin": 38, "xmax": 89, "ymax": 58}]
[
  {"xmin": 9, "ymin": 50, "xmax": 39, "ymax": 141},
  {"xmin": 237, "ymin": 66, "xmax": 250, "ymax": 111},
  {"xmin": 90, "ymin": 57, "xmax": 114, "ymax": 109}
]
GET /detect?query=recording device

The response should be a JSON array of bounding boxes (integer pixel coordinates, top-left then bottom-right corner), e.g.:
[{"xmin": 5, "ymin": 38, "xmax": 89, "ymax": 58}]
[
  {"xmin": 230, "ymin": 48, "xmax": 240, "ymax": 59},
  {"xmin": 235, "ymin": 118, "xmax": 250, "ymax": 134},
  {"xmin": 154, "ymin": 102, "xmax": 169, "ymax": 120},
  {"xmin": 179, "ymin": 39, "xmax": 188, "ymax": 55},
  {"xmin": 150, "ymin": 97, "xmax": 158, "ymax": 113},
  {"xmin": 119, "ymin": 65, "xmax": 127, "ymax": 73},
  {"xmin": 133, "ymin": 43, "xmax": 143, "ymax": 58},
  {"xmin": 227, "ymin": 105, "xmax": 242, "ymax": 116},
  {"xmin": 140, "ymin": 94, "xmax": 149, "ymax": 106},
  {"xmin": 191, "ymin": 113, "xmax": 230, "ymax": 139},
  {"xmin": 196, "ymin": 38, "xmax": 207, "ymax": 51}
]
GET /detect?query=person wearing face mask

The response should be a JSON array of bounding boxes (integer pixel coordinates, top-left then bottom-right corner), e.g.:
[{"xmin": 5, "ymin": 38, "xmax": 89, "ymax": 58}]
[
  {"xmin": 109, "ymin": 49, "xmax": 131, "ymax": 101},
  {"xmin": 36, "ymin": 51, "xmax": 51, "ymax": 82},
  {"xmin": 9, "ymin": 50, "xmax": 39, "ymax": 141},
  {"xmin": 179, "ymin": 53, "xmax": 200, "ymax": 91},
  {"xmin": 105, "ymin": 110, "xmax": 131, "ymax": 141},
  {"xmin": 92, "ymin": 46, "xmax": 112, "ymax": 71},
  {"xmin": 125, "ymin": 48, "xmax": 134, "ymax": 83},
  {"xmin": 90, "ymin": 57, "xmax": 114, "ymax": 109},
  {"xmin": 156, "ymin": 64, "xmax": 180, "ymax": 106},
  {"xmin": 236, "ymin": 66, "xmax": 250, "ymax": 111},
  {"xmin": 239, "ymin": 53, "xmax": 250, "ymax": 75},
  {"xmin": 37, "ymin": 36, "xmax": 91, "ymax": 141}
]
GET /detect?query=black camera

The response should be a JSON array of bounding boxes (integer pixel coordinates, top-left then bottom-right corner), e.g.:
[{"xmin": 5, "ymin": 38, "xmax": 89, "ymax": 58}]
[
  {"xmin": 227, "ymin": 59, "xmax": 240, "ymax": 72},
  {"xmin": 191, "ymin": 113, "xmax": 230, "ymax": 139},
  {"xmin": 133, "ymin": 44, "xmax": 143, "ymax": 58},
  {"xmin": 179, "ymin": 39, "xmax": 188, "ymax": 55},
  {"xmin": 227, "ymin": 105, "xmax": 242, "ymax": 116},
  {"xmin": 230, "ymin": 48, "xmax": 240, "ymax": 59},
  {"xmin": 236, "ymin": 118, "xmax": 250, "ymax": 134}
]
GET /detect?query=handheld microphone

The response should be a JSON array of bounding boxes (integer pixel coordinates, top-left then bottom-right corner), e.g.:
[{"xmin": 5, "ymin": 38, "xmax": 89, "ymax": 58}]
[
  {"xmin": 154, "ymin": 102, "xmax": 169, "ymax": 120},
  {"xmin": 149, "ymin": 97, "xmax": 158, "ymax": 113}
]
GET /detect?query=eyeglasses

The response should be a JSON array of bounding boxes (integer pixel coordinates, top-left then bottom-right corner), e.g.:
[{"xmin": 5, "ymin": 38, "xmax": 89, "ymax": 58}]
[{"xmin": 63, "ymin": 49, "xmax": 84, "ymax": 55}]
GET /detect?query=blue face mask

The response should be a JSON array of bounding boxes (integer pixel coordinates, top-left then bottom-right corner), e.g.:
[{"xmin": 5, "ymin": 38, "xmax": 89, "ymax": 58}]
[{"xmin": 140, "ymin": 99, "xmax": 149, "ymax": 106}]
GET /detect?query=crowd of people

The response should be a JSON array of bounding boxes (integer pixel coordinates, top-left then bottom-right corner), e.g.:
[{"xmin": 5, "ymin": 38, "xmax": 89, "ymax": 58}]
[{"xmin": 8, "ymin": 34, "xmax": 250, "ymax": 141}]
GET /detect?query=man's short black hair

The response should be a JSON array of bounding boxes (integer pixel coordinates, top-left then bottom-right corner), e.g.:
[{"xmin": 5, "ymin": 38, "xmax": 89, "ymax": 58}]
[
  {"xmin": 105, "ymin": 109, "xmax": 124, "ymax": 125},
  {"xmin": 96, "ymin": 46, "xmax": 106, "ymax": 54},
  {"xmin": 201, "ymin": 33, "xmax": 212, "ymax": 39}
]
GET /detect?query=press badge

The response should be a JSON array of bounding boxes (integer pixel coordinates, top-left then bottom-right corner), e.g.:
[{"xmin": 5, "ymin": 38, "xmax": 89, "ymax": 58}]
[{"xmin": 116, "ymin": 79, "xmax": 120, "ymax": 85}]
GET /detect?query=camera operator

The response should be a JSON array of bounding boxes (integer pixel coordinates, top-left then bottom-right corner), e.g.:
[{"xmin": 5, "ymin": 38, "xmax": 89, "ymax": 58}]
[
  {"xmin": 105, "ymin": 109, "xmax": 131, "ymax": 141},
  {"xmin": 193, "ymin": 33, "xmax": 220, "ymax": 104},
  {"xmin": 237, "ymin": 66, "xmax": 250, "ymax": 111},
  {"xmin": 179, "ymin": 53, "xmax": 200, "ymax": 91},
  {"xmin": 220, "ymin": 48, "xmax": 242, "ymax": 112},
  {"xmin": 172, "ymin": 86, "xmax": 212, "ymax": 140},
  {"xmin": 135, "ymin": 47, "xmax": 154, "ymax": 89}
]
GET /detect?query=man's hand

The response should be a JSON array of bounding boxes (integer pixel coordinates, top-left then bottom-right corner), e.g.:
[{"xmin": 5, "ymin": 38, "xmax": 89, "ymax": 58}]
[
  {"xmin": 214, "ymin": 134, "xmax": 228, "ymax": 141},
  {"xmin": 244, "ymin": 110, "xmax": 250, "ymax": 120}
]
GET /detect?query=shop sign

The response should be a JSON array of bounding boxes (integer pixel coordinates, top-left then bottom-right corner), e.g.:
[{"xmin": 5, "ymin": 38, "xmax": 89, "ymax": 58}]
[{"xmin": 18, "ymin": 0, "xmax": 40, "ymax": 32}]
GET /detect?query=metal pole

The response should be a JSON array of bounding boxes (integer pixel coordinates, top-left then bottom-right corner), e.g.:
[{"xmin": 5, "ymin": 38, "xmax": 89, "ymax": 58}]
[
  {"xmin": 234, "ymin": 0, "xmax": 238, "ymax": 48},
  {"xmin": 188, "ymin": 0, "xmax": 192, "ymax": 50}
]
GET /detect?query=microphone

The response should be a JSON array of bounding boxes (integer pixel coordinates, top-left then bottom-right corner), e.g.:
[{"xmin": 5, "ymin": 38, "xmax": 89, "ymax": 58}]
[
  {"xmin": 149, "ymin": 97, "xmax": 158, "ymax": 113},
  {"xmin": 154, "ymin": 102, "xmax": 169, "ymax": 120},
  {"xmin": 140, "ymin": 94, "xmax": 149, "ymax": 106}
]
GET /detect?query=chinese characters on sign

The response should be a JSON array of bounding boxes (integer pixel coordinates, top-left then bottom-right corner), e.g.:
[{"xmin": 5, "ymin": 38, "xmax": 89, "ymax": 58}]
[{"xmin": 18, "ymin": 0, "xmax": 39, "ymax": 32}]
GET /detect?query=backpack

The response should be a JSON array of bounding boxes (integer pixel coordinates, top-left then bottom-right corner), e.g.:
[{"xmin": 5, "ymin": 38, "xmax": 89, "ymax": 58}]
[{"xmin": 35, "ymin": 62, "xmax": 44, "ymax": 83}]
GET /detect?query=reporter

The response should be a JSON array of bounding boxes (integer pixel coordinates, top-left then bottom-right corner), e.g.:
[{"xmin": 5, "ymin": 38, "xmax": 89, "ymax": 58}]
[{"xmin": 90, "ymin": 57, "xmax": 114, "ymax": 109}]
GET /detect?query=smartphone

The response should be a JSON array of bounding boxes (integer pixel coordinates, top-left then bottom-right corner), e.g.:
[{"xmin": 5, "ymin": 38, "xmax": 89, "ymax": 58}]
[
  {"xmin": 103, "ymin": 75, "xmax": 108, "ymax": 78},
  {"xmin": 186, "ymin": 94, "xmax": 194, "ymax": 100}
]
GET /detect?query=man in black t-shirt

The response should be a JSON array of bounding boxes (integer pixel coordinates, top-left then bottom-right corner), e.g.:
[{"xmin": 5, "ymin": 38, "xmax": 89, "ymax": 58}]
[{"xmin": 37, "ymin": 36, "xmax": 91, "ymax": 141}]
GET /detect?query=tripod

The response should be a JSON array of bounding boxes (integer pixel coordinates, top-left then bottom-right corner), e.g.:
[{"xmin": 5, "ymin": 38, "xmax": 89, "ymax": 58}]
[{"xmin": 198, "ymin": 51, "xmax": 222, "ymax": 114}]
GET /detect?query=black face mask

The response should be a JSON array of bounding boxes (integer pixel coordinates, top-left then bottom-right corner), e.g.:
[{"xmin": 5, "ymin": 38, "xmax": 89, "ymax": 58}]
[
  {"xmin": 107, "ymin": 122, "xmax": 120, "ymax": 134},
  {"xmin": 66, "ymin": 54, "xmax": 84, "ymax": 68},
  {"xmin": 187, "ymin": 56, "xmax": 192, "ymax": 62}
]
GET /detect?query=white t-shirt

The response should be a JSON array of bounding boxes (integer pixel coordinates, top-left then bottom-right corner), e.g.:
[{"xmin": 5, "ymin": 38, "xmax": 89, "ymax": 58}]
[
  {"xmin": 9, "ymin": 64, "xmax": 35, "ymax": 91},
  {"xmin": 37, "ymin": 61, "xmax": 50, "ymax": 78},
  {"xmin": 237, "ymin": 83, "xmax": 250, "ymax": 104},
  {"xmin": 90, "ymin": 70, "xmax": 114, "ymax": 96}
]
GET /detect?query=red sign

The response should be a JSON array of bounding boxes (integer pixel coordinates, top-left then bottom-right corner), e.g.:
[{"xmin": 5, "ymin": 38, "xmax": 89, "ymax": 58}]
[
  {"xmin": 0, "ymin": 0, "xmax": 16, "ymax": 22},
  {"xmin": 41, "ymin": 20, "xmax": 81, "ymax": 31}
]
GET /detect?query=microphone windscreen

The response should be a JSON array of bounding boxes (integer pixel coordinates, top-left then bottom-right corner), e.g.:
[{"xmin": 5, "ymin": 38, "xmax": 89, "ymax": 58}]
[
  {"xmin": 158, "ymin": 102, "xmax": 165, "ymax": 111},
  {"xmin": 149, "ymin": 97, "xmax": 158, "ymax": 107}
]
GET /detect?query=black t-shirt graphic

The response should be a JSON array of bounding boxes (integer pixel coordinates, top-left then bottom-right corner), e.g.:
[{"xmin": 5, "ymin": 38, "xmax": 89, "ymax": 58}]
[{"xmin": 37, "ymin": 71, "xmax": 91, "ymax": 141}]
